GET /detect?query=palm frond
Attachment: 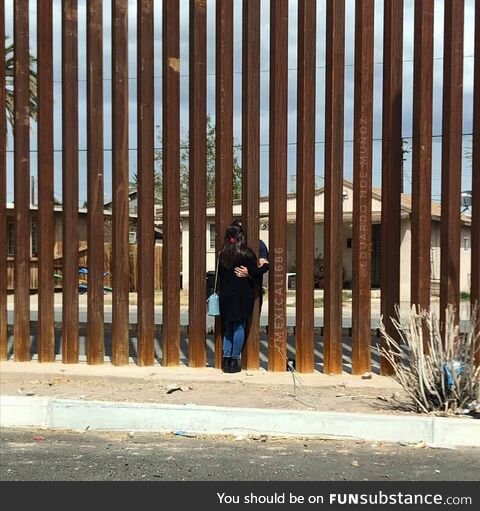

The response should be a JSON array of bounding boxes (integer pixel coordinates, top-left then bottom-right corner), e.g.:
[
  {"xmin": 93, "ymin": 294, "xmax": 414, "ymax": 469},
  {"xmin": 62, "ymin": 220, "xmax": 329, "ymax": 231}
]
[{"xmin": 4, "ymin": 37, "xmax": 38, "ymax": 129}]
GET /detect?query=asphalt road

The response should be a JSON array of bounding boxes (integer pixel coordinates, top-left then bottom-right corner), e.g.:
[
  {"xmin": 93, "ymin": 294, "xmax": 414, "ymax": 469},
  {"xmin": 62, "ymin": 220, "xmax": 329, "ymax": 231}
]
[{"xmin": 1, "ymin": 429, "xmax": 479, "ymax": 481}]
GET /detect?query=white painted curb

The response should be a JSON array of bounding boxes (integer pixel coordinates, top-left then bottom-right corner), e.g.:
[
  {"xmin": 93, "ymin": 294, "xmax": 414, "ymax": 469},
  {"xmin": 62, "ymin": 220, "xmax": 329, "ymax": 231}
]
[{"xmin": 1, "ymin": 395, "xmax": 478, "ymax": 447}]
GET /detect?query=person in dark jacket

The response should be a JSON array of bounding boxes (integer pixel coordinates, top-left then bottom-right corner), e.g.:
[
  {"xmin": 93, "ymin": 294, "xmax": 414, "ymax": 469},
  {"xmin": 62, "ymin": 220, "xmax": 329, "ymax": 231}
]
[
  {"xmin": 234, "ymin": 239, "xmax": 269, "ymax": 312},
  {"xmin": 230, "ymin": 218, "xmax": 269, "ymax": 311},
  {"xmin": 218, "ymin": 221, "xmax": 269, "ymax": 373}
]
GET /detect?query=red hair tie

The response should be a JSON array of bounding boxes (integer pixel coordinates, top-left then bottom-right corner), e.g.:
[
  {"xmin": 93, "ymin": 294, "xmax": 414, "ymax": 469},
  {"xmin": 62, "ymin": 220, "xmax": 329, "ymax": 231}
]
[{"xmin": 229, "ymin": 237, "xmax": 236, "ymax": 244}]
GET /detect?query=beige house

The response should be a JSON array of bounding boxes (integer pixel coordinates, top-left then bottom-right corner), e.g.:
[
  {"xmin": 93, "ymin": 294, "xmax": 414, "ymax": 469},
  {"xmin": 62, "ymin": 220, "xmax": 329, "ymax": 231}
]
[
  {"xmin": 9, "ymin": 179, "xmax": 471, "ymax": 299},
  {"xmin": 180, "ymin": 180, "xmax": 473, "ymax": 300}
]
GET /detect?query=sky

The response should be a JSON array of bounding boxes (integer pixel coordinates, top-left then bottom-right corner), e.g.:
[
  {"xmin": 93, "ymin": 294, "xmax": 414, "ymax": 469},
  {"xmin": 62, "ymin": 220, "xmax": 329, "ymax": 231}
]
[{"xmin": 4, "ymin": 0, "xmax": 476, "ymax": 207}]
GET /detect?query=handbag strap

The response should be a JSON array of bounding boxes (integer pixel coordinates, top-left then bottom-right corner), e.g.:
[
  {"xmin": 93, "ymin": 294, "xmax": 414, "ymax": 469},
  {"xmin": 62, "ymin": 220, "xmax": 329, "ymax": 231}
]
[{"xmin": 213, "ymin": 252, "xmax": 220, "ymax": 292}]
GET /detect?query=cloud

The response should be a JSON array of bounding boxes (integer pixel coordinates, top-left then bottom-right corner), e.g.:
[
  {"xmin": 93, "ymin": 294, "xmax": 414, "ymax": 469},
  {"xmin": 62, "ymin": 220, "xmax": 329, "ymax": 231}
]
[{"xmin": 4, "ymin": 0, "xmax": 476, "ymax": 203}]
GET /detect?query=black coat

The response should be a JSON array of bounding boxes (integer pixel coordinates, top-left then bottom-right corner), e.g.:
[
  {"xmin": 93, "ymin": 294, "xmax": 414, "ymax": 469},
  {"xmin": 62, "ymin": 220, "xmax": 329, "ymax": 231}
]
[{"xmin": 218, "ymin": 254, "xmax": 269, "ymax": 322}]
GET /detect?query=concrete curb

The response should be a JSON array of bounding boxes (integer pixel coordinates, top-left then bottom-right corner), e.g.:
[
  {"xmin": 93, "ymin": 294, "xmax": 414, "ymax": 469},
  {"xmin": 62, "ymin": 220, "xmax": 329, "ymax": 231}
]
[{"xmin": 1, "ymin": 395, "xmax": 478, "ymax": 447}]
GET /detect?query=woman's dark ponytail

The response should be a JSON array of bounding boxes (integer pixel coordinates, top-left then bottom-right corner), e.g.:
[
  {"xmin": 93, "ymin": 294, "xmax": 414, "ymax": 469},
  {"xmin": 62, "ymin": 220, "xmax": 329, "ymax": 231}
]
[{"xmin": 219, "ymin": 220, "xmax": 255, "ymax": 269}]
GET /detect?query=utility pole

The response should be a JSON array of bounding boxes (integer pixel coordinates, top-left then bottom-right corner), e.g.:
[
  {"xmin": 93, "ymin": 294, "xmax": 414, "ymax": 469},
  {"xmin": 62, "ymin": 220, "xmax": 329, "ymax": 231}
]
[{"xmin": 401, "ymin": 138, "xmax": 410, "ymax": 194}]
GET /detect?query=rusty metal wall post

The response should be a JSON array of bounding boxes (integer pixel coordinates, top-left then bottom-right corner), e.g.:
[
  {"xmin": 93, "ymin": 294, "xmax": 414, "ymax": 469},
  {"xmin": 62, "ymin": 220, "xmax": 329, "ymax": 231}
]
[
  {"xmin": 351, "ymin": 0, "xmax": 374, "ymax": 376},
  {"xmin": 137, "ymin": 0, "xmax": 155, "ymax": 366},
  {"xmin": 37, "ymin": 0, "xmax": 55, "ymax": 362},
  {"xmin": 162, "ymin": 0, "xmax": 181, "ymax": 366},
  {"xmin": 111, "ymin": 0, "xmax": 130, "ymax": 366},
  {"xmin": 473, "ymin": 0, "xmax": 480, "ymax": 365},
  {"xmin": 241, "ymin": 0, "xmax": 261, "ymax": 370},
  {"xmin": 188, "ymin": 0, "xmax": 207, "ymax": 368},
  {"xmin": 411, "ymin": 0, "xmax": 434, "ymax": 317},
  {"xmin": 62, "ymin": 0, "xmax": 79, "ymax": 364},
  {"xmin": 323, "ymin": 0, "xmax": 345, "ymax": 375},
  {"xmin": 14, "ymin": 0, "xmax": 31, "ymax": 362},
  {"xmin": 440, "ymin": 0, "xmax": 464, "ymax": 332},
  {"xmin": 86, "ymin": 0, "xmax": 105, "ymax": 365},
  {"xmin": 0, "ymin": 0, "xmax": 7, "ymax": 360},
  {"xmin": 295, "ymin": 0, "xmax": 316, "ymax": 374},
  {"xmin": 214, "ymin": 0, "xmax": 234, "ymax": 369},
  {"xmin": 380, "ymin": 0, "xmax": 403, "ymax": 375},
  {"xmin": 268, "ymin": 0, "xmax": 288, "ymax": 372}
]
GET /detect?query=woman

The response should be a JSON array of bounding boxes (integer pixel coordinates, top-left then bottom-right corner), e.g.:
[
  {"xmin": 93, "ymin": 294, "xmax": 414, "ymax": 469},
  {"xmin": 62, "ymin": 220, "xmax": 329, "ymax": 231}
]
[{"xmin": 218, "ymin": 221, "xmax": 269, "ymax": 373}]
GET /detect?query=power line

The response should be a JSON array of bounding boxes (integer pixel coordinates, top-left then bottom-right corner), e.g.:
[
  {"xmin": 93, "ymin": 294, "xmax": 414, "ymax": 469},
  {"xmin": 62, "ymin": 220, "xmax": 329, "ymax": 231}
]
[
  {"xmin": 4, "ymin": 133, "xmax": 475, "ymax": 153},
  {"xmin": 48, "ymin": 54, "xmax": 476, "ymax": 84}
]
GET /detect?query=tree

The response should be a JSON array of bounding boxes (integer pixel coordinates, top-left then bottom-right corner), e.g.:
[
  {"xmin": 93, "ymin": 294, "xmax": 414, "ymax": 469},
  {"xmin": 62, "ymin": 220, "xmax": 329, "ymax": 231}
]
[
  {"xmin": 465, "ymin": 139, "xmax": 472, "ymax": 166},
  {"xmin": 5, "ymin": 37, "xmax": 38, "ymax": 130},
  {"xmin": 131, "ymin": 115, "xmax": 242, "ymax": 206}
]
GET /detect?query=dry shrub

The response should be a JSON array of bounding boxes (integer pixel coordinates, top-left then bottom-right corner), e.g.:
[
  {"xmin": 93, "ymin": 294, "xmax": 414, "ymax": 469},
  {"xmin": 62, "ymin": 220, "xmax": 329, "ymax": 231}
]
[{"xmin": 379, "ymin": 306, "xmax": 479, "ymax": 415}]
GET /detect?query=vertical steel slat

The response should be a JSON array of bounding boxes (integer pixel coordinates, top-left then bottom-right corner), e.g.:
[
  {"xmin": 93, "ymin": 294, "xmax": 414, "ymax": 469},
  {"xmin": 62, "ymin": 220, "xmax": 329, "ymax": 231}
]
[
  {"xmin": 380, "ymin": 0, "xmax": 403, "ymax": 375},
  {"xmin": 0, "ymin": 0, "xmax": 7, "ymax": 360},
  {"xmin": 268, "ymin": 0, "xmax": 288, "ymax": 372},
  {"xmin": 188, "ymin": 0, "xmax": 207, "ymax": 368},
  {"xmin": 473, "ymin": 0, "xmax": 480, "ymax": 365},
  {"xmin": 241, "ymin": 0, "xmax": 261, "ymax": 370},
  {"xmin": 214, "ymin": 0, "xmax": 233, "ymax": 369},
  {"xmin": 351, "ymin": 0, "xmax": 374, "ymax": 375},
  {"xmin": 323, "ymin": 0, "xmax": 345, "ymax": 375},
  {"xmin": 162, "ymin": 0, "xmax": 181, "ymax": 366},
  {"xmin": 86, "ymin": 0, "xmax": 105, "ymax": 365},
  {"xmin": 440, "ymin": 0, "xmax": 464, "ymax": 333},
  {"xmin": 411, "ymin": 0, "xmax": 434, "ymax": 315},
  {"xmin": 62, "ymin": 0, "xmax": 79, "ymax": 363},
  {"xmin": 295, "ymin": 0, "xmax": 316, "ymax": 374},
  {"xmin": 111, "ymin": 0, "xmax": 129, "ymax": 366},
  {"xmin": 14, "ymin": 0, "xmax": 31, "ymax": 362},
  {"xmin": 37, "ymin": 0, "xmax": 55, "ymax": 362},
  {"xmin": 137, "ymin": 0, "xmax": 155, "ymax": 366}
]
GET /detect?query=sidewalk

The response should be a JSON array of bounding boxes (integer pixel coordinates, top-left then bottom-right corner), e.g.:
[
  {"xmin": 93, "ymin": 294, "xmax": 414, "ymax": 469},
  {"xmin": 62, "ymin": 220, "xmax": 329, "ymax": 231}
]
[
  {"xmin": 6, "ymin": 294, "xmax": 473, "ymax": 330},
  {"xmin": 1, "ymin": 361, "xmax": 479, "ymax": 447}
]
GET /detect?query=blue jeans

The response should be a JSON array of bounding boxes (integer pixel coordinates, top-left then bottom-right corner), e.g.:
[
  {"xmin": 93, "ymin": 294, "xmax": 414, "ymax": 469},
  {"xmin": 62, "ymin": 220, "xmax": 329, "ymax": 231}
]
[{"xmin": 223, "ymin": 319, "xmax": 246, "ymax": 360}]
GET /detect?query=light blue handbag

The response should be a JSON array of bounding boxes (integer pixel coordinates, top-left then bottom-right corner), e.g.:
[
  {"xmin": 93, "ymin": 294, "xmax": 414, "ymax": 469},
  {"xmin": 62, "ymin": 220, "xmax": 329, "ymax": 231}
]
[{"xmin": 207, "ymin": 255, "xmax": 220, "ymax": 316}]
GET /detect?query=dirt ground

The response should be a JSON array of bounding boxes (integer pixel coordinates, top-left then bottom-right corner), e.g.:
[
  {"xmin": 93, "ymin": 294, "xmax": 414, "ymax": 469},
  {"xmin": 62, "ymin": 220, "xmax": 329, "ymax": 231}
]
[{"xmin": 0, "ymin": 361, "xmax": 419, "ymax": 416}]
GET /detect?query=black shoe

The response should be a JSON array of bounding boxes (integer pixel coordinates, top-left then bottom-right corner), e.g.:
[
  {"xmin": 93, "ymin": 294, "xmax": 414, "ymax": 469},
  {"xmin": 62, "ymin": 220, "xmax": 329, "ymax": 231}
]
[
  {"xmin": 229, "ymin": 358, "xmax": 241, "ymax": 373},
  {"xmin": 222, "ymin": 357, "xmax": 231, "ymax": 373}
]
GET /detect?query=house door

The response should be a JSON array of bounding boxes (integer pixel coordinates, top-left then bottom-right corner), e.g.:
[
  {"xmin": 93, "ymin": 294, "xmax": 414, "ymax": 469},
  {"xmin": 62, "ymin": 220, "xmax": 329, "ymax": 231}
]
[{"xmin": 371, "ymin": 224, "xmax": 381, "ymax": 288}]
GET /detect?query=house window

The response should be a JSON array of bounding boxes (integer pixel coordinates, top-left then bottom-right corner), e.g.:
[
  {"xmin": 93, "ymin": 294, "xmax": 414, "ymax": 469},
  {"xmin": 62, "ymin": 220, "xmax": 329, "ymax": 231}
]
[
  {"xmin": 464, "ymin": 237, "xmax": 470, "ymax": 251},
  {"xmin": 129, "ymin": 225, "xmax": 137, "ymax": 244},
  {"xmin": 7, "ymin": 222, "xmax": 39, "ymax": 256},
  {"xmin": 209, "ymin": 224, "xmax": 216, "ymax": 250},
  {"xmin": 7, "ymin": 222, "xmax": 14, "ymax": 256},
  {"xmin": 31, "ymin": 221, "xmax": 38, "ymax": 257}
]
